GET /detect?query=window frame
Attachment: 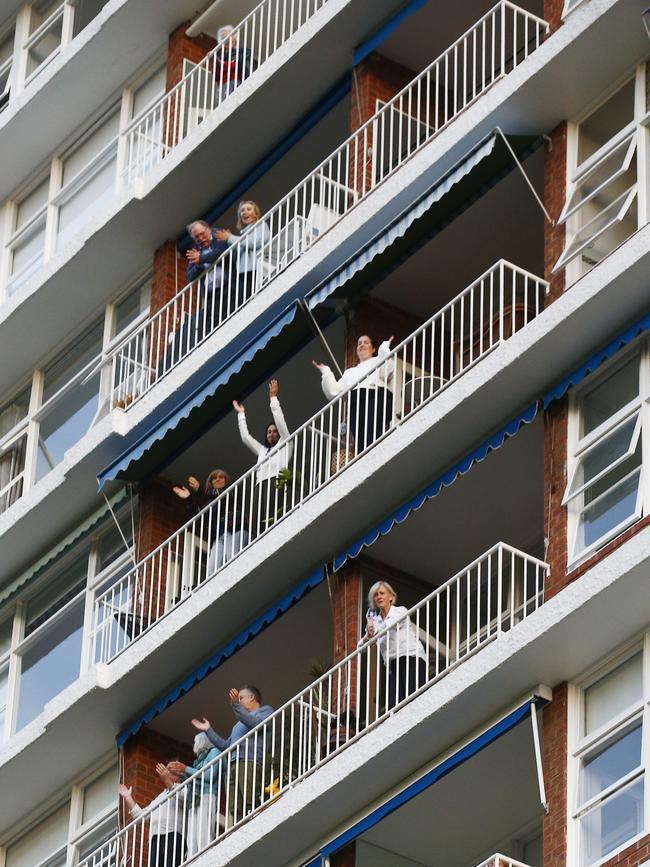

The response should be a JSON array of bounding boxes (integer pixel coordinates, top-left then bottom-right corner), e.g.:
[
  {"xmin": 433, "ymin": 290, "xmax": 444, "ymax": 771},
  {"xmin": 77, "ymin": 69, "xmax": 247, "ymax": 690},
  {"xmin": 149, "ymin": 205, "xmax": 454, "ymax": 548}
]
[
  {"xmin": 564, "ymin": 341, "xmax": 649, "ymax": 568},
  {"xmin": 567, "ymin": 636, "xmax": 650, "ymax": 867}
]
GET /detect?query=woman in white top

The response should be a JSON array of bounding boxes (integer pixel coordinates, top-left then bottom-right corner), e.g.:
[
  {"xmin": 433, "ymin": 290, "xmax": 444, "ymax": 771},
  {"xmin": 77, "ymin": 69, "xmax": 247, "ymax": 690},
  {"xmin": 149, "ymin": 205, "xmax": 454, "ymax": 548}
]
[
  {"xmin": 215, "ymin": 200, "xmax": 270, "ymax": 309},
  {"xmin": 312, "ymin": 333, "xmax": 394, "ymax": 453},
  {"xmin": 232, "ymin": 378, "xmax": 293, "ymax": 535},
  {"xmin": 358, "ymin": 580, "xmax": 428, "ymax": 711},
  {"xmin": 119, "ymin": 761, "xmax": 186, "ymax": 866}
]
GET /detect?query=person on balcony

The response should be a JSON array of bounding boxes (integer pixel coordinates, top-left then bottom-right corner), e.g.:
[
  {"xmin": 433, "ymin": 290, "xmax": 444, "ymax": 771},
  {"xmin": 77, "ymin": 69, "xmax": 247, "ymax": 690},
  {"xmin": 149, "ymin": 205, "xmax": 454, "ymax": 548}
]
[
  {"xmin": 214, "ymin": 25, "xmax": 253, "ymax": 101},
  {"xmin": 172, "ymin": 469, "xmax": 249, "ymax": 576},
  {"xmin": 358, "ymin": 581, "xmax": 428, "ymax": 711},
  {"xmin": 215, "ymin": 200, "xmax": 270, "ymax": 307},
  {"xmin": 312, "ymin": 334, "xmax": 394, "ymax": 453},
  {"xmin": 192, "ymin": 685, "xmax": 274, "ymax": 827},
  {"xmin": 167, "ymin": 734, "xmax": 221, "ymax": 857},
  {"xmin": 232, "ymin": 378, "xmax": 292, "ymax": 536},
  {"xmin": 119, "ymin": 761, "xmax": 186, "ymax": 866}
]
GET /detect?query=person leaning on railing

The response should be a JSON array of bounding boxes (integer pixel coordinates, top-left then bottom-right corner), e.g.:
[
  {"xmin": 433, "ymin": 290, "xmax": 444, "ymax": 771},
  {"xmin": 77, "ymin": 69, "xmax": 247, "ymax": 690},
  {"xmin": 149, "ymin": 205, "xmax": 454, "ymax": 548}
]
[
  {"xmin": 312, "ymin": 333, "xmax": 394, "ymax": 453},
  {"xmin": 167, "ymin": 734, "xmax": 221, "ymax": 857},
  {"xmin": 215, "ymin": 200, "xmax": 270, "ymax": 307},
  {"xmin": 119, "ymin": 761, "xmax": 186, "ymax": 867},
  {"xmin": 358, "ymin": 581, "xmax": 428, "ymax": 712},
  {"xmin": 214, "ymin": 25, "xmax": 254, "ymax": 101},
  {"xmin": 191, "ymin": 686, "xmax": 274, "ymax": 828},
  {"xmin": 173, "ymin": 469, "xmax": 249, "ymax": 576},
  {"xmin": 232, "ymin": 378, "xmax": 293, "ymax": 535}
]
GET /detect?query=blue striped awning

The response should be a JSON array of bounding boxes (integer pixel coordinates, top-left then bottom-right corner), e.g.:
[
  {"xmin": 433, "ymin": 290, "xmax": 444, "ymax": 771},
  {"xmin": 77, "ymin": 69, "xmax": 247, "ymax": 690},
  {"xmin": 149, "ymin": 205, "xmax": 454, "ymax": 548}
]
[
  {"xmin": 543, "ymin": 311, "xmax": 650, "ymax": 408},
  {"xmin": 333, "ymin": 402, "xmax": 539, "ymax": 571},
  {"xmin": 116, "ymin": 565, "xmax": 325, "ymax": 746},
  {"xmin": 307, "ymin": 133, "xmax": 499, "ymax": 310}
]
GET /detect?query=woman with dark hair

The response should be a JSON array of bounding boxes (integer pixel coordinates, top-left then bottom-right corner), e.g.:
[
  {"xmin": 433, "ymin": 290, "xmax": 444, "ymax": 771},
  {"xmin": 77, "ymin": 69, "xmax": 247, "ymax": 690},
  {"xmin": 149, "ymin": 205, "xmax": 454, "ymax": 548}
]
[
  {"xmin": 215, "ymin": 201, "xmax": 270, "ymax": 308},
  {"xmin": 232, "ymin": 379, "xmax": 292, "ymax": 535},
  {"xmin": 173, "ymin": 469, "xmax": 248, "ymax": 575},
  {"xmin": 312, "ymin": 333, "xmax": 394, "ymax": 453}
]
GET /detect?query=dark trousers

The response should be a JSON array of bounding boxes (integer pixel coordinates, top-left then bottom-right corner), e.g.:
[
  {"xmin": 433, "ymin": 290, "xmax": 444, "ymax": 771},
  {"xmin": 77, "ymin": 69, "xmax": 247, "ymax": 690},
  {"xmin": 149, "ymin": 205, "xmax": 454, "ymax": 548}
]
[
  {"xmin": 149, "ymin": 833, "xmax": 185, "ymax": 867},
  {"xmin": 236, "ymin": 270, "xmax": 255, "ymax": 306},
  {"xmin": 348, "ymin": 387, "xmax": 394, "ymax": 453},
  {"xmin": 386, "ymin": 657, "xmax": 427, "ymax": 710}
]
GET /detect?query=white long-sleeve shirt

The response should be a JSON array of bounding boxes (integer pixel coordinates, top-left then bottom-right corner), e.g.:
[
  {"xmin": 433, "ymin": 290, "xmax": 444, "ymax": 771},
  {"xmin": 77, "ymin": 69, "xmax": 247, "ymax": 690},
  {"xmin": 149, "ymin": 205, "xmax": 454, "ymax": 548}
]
[
  {"xmin": 237, "ymin": 395, "xmax": 293, "ymax": 484},
  {"xmin": 129, "ymin": 786, "xmax": 186, "ymax": 836},
  {"xmin": 359, "ymin": 605, "xmax": 428, "ymax": 665},
  {"xmin": 227, "ymin": 221, "xmax": 271, "ymax": 273},
  {"xmin": 319, "ymin": 341, "xmax": 393, "ymax": 401}
]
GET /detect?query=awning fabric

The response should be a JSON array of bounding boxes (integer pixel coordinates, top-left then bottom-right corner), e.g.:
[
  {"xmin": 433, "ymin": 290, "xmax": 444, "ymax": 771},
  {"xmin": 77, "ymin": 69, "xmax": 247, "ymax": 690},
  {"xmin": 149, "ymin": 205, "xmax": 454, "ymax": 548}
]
[
  {"xmin": 116, "ymin": 565, "xmax": 326, "ymax": 746},
  {"xmin": 97, "ymin": 303, "xmax": 299, "ymax": 489},
  {"xmin": 0, "ymin": 490, "xmax": 127, "ymax": 607},
  {"xmin": 306, "ymin": 694, "xmax": 549, "ymax": 865},
  {"xmin": 332, "ymin": 401, "xmax": 539, "ymax": 571},
  {"xmin": 543, "ymin": 311, "xmax": 650, "ymax": 408}
]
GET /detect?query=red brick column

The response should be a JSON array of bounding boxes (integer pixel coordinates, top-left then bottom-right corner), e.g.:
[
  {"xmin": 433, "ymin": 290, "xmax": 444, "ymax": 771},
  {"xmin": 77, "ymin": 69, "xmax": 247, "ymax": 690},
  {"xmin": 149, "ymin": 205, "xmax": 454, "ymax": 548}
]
[
  {"xmin": 331, "ymin": 562, "xmax": 363, "ymax": 716},
  {"xmin": 164, "ymin": 23, "xmax": 216, "ymax": 151},
  {"xmin": 543, "ymin": 400, "xmax": 569, "ymax": 599},
  {"xmin": 599, "ymin": 836, "xmax": 650, "ymax": 866},
  {"xmin": 544, "ymin": 122, "xmax": 568, "ymax": 304},
  {"xmin": 149, "ymin": 240, "xmax": 182, "ymax": 370},
  {"xmin": 544, "ymin": 0, "xmax": 565, "ymax": 34},
  {"xmin": 543, "ymin": 682, "xmax": 568, "ymax": 867}
]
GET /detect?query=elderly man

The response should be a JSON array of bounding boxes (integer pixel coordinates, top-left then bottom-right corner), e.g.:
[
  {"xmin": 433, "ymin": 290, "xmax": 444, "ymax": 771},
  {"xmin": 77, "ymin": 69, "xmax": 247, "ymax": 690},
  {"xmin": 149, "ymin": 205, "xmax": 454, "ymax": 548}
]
[{"xmin": 192, "ymin": 685, "xmax": 273, "ymax": 826}]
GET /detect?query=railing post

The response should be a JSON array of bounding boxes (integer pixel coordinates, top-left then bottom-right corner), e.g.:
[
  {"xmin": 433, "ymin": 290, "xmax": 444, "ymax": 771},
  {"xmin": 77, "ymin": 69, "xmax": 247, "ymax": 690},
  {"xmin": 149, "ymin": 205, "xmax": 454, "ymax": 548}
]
[{"xmin": 500, "ymin": 1, "xmax": 506, "ymax": 74}]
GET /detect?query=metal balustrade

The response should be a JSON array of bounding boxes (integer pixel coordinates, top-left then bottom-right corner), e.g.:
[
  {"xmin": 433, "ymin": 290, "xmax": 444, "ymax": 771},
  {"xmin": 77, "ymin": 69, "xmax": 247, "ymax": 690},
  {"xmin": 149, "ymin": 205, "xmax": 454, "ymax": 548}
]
[
  {"xmin": 82, "ymin": 543, "xmax": 548, "ymax": 867},
  {"xmin": 477, "ymin": 857, "xmax": 536, "ymax": 867},
  {"xmin": 93, "ymin": 259, "xmax": 547, "ymax": 663},
  {"xmin": 109, "ymin": 1, "xmax": 548, "ymax": 410},
  {"xmin": 119, "ymin": 0, "xmax": 330, "ymax": 188}
]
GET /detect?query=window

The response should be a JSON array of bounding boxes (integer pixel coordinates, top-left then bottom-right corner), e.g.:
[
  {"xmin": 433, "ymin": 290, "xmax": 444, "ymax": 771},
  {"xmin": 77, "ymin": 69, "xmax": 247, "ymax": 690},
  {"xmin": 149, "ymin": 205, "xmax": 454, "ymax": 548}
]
[
  {"xmin": 6, "ymin": 176, "xmax": 49, "ymax": 295},
  {"xmin": 0, "ymin": 383, "xmax": 31, "ymax": 514},
  {"xmin": 554, "ymin": 68, "xmax": 648, "ymax": 278},
  {"xmin": 0, "ymin": 504, "xmax": 133, "ymax": 740},
  {"xmin": 0, "ymin": 25, "xmax": 14, "ymax": 112},
  {"xmin": 571, "ymin": 647, "xmax": 647, "ymax": 865},
  {"xmin": 564, "ymin": 345, "xmax": 649, "ymax": 564},
  {"xmin": 4, "ymin": 800, "xmax": 70, "ymax": 867},
  {"xmin": 24, "ymin": 0, "xmax": 73, "ymax": 83}
]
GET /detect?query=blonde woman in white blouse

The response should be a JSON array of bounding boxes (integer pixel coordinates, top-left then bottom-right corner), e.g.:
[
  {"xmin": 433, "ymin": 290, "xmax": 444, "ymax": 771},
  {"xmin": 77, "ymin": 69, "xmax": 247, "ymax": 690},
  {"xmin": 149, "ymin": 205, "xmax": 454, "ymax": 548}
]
[
  {"xmin": 358, "ymin": 580, "xmax": 428, "ymax": 710},
  {"xmin": 312, "ymin": 333, "xmax": 394, "ymax": 452}
]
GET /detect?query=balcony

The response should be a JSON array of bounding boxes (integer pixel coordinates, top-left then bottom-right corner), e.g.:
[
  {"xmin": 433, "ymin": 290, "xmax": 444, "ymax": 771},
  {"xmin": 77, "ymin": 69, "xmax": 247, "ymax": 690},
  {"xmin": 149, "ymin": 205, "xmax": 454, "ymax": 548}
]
[
  {"xmin": 81, "ymin": 543, "xmax": 548, "ymax": 867},
  {"xmin": 93, "ymin": 260, "xmax": 547, "ymax": 664},
  {"xmin": 107, "ymin": 1, "xmax": 549, "ymax": 411}
]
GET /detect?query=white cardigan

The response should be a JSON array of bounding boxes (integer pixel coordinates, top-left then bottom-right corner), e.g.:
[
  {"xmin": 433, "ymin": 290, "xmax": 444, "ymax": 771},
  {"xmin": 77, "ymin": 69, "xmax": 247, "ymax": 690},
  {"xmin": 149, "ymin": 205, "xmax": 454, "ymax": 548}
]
[
  {"xmin": 319, "ymin": 341, "xmax": 393, "ymax": 401},
  {"xmin": 237, "ymin": 395, "xmax": 293, "ymax": 484}
]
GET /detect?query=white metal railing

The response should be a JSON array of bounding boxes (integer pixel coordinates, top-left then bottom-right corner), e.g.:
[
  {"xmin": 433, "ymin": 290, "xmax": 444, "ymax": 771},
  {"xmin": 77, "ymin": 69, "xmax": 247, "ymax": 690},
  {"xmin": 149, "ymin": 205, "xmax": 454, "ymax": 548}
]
[
  {"xmin": 82, "ymin": 543, "xmax": 548, "ymax": 867},
  {"xmin": 109, "ymin": 1, "xmax": 548, "ymax": 410},
  {"xmin": 92, "ymin": 259, "xmax": 547, "ymax": 663},
  {"xmin": 476, "ymin": 856, "xmax": 535, "ymax": 867},
  {"xmin": 120, "ymin": 0, "xmax": 330, "ymax": 188}
]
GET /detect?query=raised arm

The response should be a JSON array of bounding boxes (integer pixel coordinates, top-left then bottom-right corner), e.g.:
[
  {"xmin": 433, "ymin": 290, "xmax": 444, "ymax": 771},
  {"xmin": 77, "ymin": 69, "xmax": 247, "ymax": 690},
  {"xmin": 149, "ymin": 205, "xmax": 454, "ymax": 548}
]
[
  {"xmin": 312, "ymin": 359, "xmax": 341, "ymax": 401},
  {"xmin": 377, "ymin": 336, "xmax": 394, "ymax": 359},
  {"xmin": 233, "ymin": 400, "xmax": 265, "ymax": 457},
  {"xmin": 268, "ymin": 380, "xmax": 290, "ymax": 439}
]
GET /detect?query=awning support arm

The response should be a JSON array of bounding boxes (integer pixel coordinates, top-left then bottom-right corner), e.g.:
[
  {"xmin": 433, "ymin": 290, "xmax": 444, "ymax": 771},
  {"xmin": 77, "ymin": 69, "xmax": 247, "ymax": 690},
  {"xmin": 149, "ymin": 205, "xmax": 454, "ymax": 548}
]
[
  {"xmin": 101, "ymin": 490, "xmax": 136, "ymax": 565},
  {"xmin": 530, "ymin": 700, "xmax": 549, "ymax": 812},
  {"xmin": 495, "ymin": 126, "xmax": 555, "ymax": 226},
  {"xmin": 297, "ymin": 299, "xmax": 344, "ymax": 376}
]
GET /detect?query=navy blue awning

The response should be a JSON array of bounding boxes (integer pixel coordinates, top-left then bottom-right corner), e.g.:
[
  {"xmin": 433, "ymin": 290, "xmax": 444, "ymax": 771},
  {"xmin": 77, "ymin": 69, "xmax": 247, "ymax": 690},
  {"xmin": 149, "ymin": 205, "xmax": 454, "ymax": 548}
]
[
  {"xmin": 543, "ymin": 311, "xmax": 650, "ymax": 408},
  {"xmin": 333, "ymin": 402, "xmax": 539, "ymax": 571},
  {"xmin": 307, "ymin": 693, "xmax": 549, "ymax": 865},
  {"xmin": 116, "ymin": 565, "xmax": 325, "ymax": 746}
]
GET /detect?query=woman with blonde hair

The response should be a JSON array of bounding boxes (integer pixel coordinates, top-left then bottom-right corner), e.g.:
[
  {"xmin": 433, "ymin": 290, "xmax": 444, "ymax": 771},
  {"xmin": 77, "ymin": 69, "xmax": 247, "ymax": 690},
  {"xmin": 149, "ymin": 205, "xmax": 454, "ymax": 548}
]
[
  {"xmin": 215, "ymin": 200, "xmax": 270, "ymax": 309},
  {"xmin": 358, "ymin": 580, "xmax": 428, "ymax": 710}
]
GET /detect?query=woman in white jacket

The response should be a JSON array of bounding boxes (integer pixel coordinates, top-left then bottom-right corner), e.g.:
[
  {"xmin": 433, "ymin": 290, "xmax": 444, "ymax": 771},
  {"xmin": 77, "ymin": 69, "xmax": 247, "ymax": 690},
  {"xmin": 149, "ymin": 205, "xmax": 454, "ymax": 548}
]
[
  {"xmin": 312, "ymin": 333, "xmax": 394, "ymax": 453},
  {"xmin": 232, "ymin": 378, "xmax": 293, "ymax": 535},
  {"xmin": 215, "ymin": 200, "xmax": 270, "ymax": 309}
]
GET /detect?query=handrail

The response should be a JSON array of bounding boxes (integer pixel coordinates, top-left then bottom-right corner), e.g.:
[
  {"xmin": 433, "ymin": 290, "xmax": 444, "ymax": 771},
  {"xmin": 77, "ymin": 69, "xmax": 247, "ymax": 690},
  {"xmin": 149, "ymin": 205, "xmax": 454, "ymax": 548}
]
[
  {"xmin": 108, "ymin": 1, "xmax": 548, "ymax": 411},
  {"xmin": 119, "ymin": 0, "xmax": 330, "ymax": 186},
  {"xmin": 475, "ymin": 856, "xmax": 536, "ymax": 867},
  {"xmin": 92, "ymin": 259, "xmax": 547, "ymax": 664},
  {"xmin": 81, "ymin": 542, "xmax": 548, "ymax": 867}
]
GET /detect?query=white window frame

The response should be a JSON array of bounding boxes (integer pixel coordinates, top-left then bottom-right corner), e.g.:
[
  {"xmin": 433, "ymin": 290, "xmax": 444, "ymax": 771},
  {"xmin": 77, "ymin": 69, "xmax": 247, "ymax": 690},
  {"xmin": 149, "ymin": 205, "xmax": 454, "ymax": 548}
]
[
  {"xmin": 564, "ymin": 340, "xmax": 650, "ymax": 569},
  {"xmin": 562, "ymin": 0, "xmax": 590, "ymax": 19},
  {"xmin": 567, "ymin": 635, "xmax": 650, "ymax": 867},
  {"xmin": 555, "ymin": 63, "xmax": 650, "ymax": 283},
  {"xmin": 22, "ymin": 0, "xmax": 75, "ymax": 88}
]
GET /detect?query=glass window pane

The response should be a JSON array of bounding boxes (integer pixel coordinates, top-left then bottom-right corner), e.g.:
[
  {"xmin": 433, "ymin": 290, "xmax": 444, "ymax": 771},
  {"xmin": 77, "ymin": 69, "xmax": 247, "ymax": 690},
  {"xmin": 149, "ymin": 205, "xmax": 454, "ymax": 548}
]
[
  {"xmin": 580, "ymin": 776, "xmax": 644, "ymax": 866},
  {"xmin": 16, "ymin": 601, "xmax": 84, "ymax": 730},
  {"xmin": 0, "ymin": 663, "xmax": 8, "ymax": 733},
  {"xmin": 26, "ymin": 16, "xmax": 63, "ymax": 78},
  {"xmin": 571, "ymin": 415, "xmax": 638, "ymax": 497},
  {"xmin": 131, "ymin": 63, "xmax": 166, "ymax": 119},
  {"xmin": 0, "ymin": 617, "xmax": 13, "ymax": 657},
  {"xmin": 42, "ymin": 320, "xmax": 103, "ymax": 403},
  {"xmin": 0, "ymin": 385, "xmax": 31, "ymax": 434},
  {"xmin": 77, "ymin": 814, "xmax": 118, "ymax": 862},
  {"xmin": 82, "ymin": 764, "xmax": 119, "ymax": 823},
  {"xmin": 585, "ymin": 653, "xmax": 643, "ymax": 736},
  {"xmin": 578, "ymin": 456, "xmax": 641, "ymax": 553},
  {"xmin": 5, "ymin": 800, "xmax": 69, "ymax": 867},
  {"xmin": 567, "ymin": 136, "xmax": 636, "ymax": 219},
  {"xmin": 578, "ymin": 80, "xmax": 636, "ymax": 164},
  {"xmin": 9, "ymin": 218, "xmax": 46, "ymax": 291},
  {"xmin": 0, "ymin": 431, "xmax": 27, "ymax": 514},
  {"xmin": 62, "ymin": 110, "xmax": 120, "ymax": 187},
  {"xmin": 15, "ymin": 178, "xmax": 48, "ymax": 230},
  {"xmin": 560, "ymin": 187, "xmax": 636, "ymax": 270},
  {"xmin": 57, "ymin": 151, "xmax": 117, "ymax": 248},
  {"xmin": 113, "ymin": 278, "xmax": 150, "ymax": 338},
  {"xmin": 97, "ymin": 522, "xmax": 131, "ymax": 573},
  {"xmin": 25, "ymin": 553, "xmax": 87, "ymax": 635},
  {"xmin": 581, "ymin": 357, "xmax": 639, "ymax": 437},
  {"xmin": 580, "ymin": 723, "xmax": 642, "ymax": 803}
]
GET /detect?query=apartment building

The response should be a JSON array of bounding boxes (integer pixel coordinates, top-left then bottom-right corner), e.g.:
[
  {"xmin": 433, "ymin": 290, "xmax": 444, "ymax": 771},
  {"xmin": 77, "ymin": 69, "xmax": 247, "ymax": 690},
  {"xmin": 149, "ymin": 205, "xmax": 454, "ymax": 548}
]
[{"xmin": 0, "ymin": 0, "xmax": 648, "ymax": 864}]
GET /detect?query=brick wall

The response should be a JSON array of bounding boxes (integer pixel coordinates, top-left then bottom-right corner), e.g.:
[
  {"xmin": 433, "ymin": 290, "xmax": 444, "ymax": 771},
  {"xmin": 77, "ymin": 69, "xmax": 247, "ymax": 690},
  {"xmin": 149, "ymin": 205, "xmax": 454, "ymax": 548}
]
[
  {"xmin": 543, "ymin": 682, "xmax": 568, "ymax": 867},
  {"xmin": 543, "ymin": 400, "xmax": 569, "ymax": 598},
  {"xmin": 544, "ymin": 122, "xmax": 567, "ymax": 304},
  {"xmin": 544, "ymin": 0, "xmax": 565, "ymax": 34},
  {"xmin": 166, "ymin": 22, "xmax": 216, "ymax": 93},
  {"xmin": 600, "ymin": 836, "xmax": 650, "ymax": 866}
]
